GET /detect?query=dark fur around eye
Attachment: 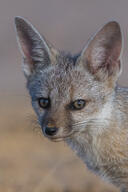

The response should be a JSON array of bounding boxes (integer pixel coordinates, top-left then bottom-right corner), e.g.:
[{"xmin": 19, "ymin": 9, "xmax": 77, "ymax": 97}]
[
  {"xmin": 69, "ymin": 99, "xmax": 86, "ymax": 110},
  {"xmin": 38, "ymin": 98, "xmax": 50, "ymax": 109}
]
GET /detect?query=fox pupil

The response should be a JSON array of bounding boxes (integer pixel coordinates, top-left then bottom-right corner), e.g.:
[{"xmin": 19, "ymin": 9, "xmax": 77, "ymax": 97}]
[
  {"xmin": 71, "ymin": 99, "xmax": 85, "ymax": 110},
  {"xmin": 38, "ymin": 98, "xmax": 50, "ymax": 108}
]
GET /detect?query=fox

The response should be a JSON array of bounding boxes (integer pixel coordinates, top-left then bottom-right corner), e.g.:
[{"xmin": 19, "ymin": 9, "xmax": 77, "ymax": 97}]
[{"xmin": 14, "ymin": 17, "xmax": 128, "ymax": 192}]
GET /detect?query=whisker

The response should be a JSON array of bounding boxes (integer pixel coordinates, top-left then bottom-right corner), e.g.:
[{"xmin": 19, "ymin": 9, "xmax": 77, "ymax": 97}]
[
  {"xmin": 28, "ymin": 115, "xmax": 43, "ymax": 137},
  {"xmin": 72, "ymin": 118, "xmax": 113, "ymax": 127},
  {"xmin": 72, "ymin": 122, "xmax": 106, "ymax": 128}
]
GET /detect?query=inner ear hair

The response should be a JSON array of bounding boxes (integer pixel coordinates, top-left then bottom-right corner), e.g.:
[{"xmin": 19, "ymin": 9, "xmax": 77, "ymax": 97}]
[
  {"xmin": 15, "ymin": 16, "xmax": 59, "ymax": 78},
  {"xmin": 79, "ymin": 21, "xmax": 122, "ymax": 81}
]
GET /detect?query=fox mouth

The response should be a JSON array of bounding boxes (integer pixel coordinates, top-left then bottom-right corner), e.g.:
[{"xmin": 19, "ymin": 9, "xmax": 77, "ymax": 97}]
[{"xmin": 42, "ymin": 130, "xmax": 77, "ymax": 142}]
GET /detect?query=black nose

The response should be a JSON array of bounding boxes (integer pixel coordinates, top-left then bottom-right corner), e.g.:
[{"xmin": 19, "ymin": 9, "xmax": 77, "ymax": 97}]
[{"xmin": 44, "ymin": 126, "xmax": 58, "ymax": 136}]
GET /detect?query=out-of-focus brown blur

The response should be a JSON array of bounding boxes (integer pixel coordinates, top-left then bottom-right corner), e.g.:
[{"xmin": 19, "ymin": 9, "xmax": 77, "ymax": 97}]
[{"xmin": 1, "ymin": 0, "xmax": 128, "ymax": 191}]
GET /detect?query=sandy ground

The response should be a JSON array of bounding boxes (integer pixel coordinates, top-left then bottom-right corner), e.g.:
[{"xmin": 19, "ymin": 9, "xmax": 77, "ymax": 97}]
[{"xmin": 0, "ymin": 97, "xmax": 119, "ymax": 192}]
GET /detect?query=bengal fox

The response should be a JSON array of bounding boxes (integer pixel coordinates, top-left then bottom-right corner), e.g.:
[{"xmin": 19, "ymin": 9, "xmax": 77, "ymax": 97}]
[{"xmin": 15, "ymin": 17, "xmax": 128, "ymax": 191}]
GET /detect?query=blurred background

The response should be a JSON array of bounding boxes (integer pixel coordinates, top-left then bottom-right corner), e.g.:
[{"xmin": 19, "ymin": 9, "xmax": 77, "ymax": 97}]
[{"xmin": 1, "ymin": 0, "xmax": 128, "ymax": 191}]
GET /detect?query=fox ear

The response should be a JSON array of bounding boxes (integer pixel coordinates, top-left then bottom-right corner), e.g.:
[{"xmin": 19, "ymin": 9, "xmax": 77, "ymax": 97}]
[
  {"xmin": 79, "ymin": 21, "xmax": 122, "ymax": 81},
  {"xmin": 15, "ymin": 17, "xmax": 58, "ymax": 78}
]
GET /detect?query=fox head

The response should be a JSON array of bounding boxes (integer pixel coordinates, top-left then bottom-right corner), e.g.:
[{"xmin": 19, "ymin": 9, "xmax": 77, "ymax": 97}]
[{"xmin": 15, "ymin": 17, "xmax": 122, "ymax": 141}]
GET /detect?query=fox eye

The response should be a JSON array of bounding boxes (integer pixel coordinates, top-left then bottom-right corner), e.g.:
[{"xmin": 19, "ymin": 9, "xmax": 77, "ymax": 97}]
[
  {"xmin": 38, "ymin": 98, "xmax": 50, "ymax": 109},
  {"xmin": 70, "ymin": 99, "xmax": 86, "ymax": 110}
]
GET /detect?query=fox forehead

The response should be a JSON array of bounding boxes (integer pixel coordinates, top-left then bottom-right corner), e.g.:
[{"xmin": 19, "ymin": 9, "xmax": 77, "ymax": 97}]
[{"xmin": 27, "ymin": 57, "xmax": 98, "ymax": 101}]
